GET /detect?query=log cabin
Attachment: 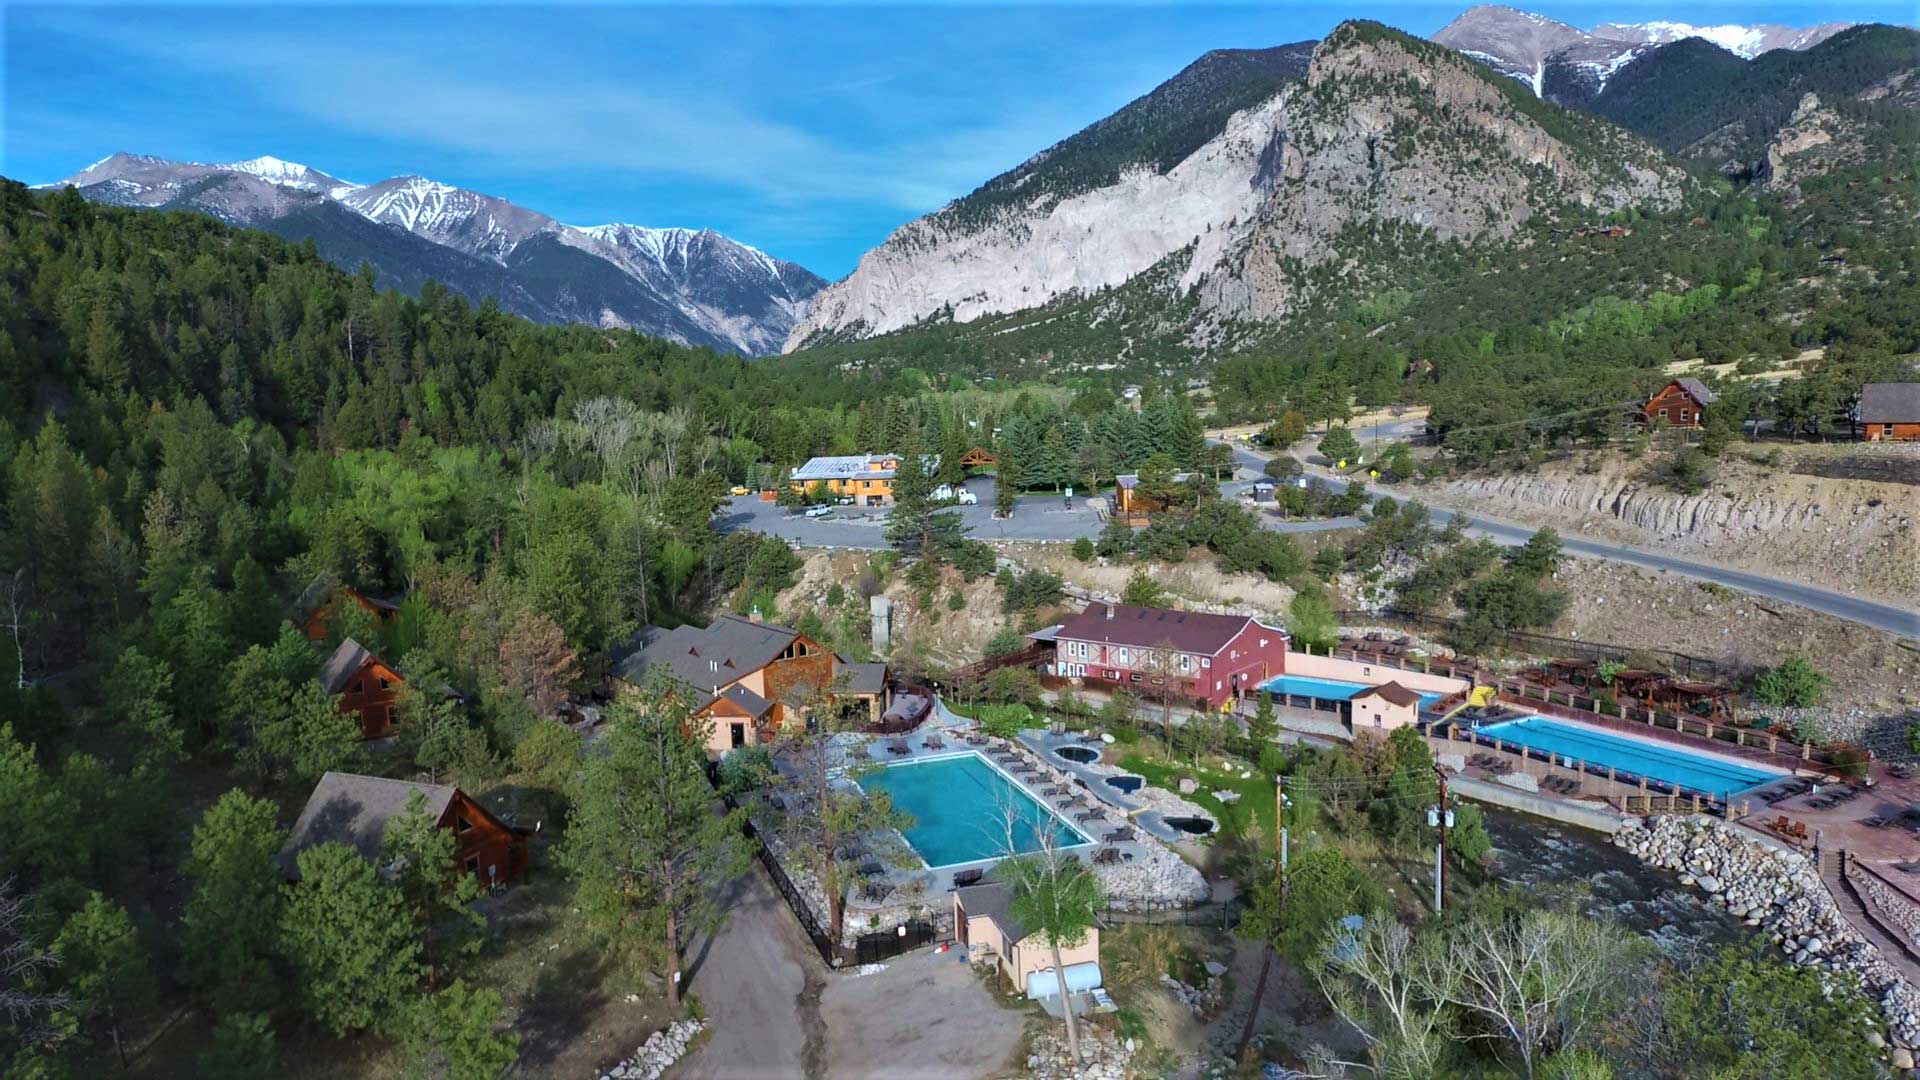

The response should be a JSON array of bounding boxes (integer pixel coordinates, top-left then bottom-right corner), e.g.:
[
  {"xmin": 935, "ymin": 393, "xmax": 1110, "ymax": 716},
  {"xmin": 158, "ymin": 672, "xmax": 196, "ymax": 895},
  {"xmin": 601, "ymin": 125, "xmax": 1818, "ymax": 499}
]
[
  {"xmin": 1643, "ymin": 378, "xmax": 1716, "ymax": 429},
  {"xmin": 302, "ymin": 585, "xmax": 402, "ymax": 642},
  {"xmin": 1858, "ymin": 382, "xmax": 1920, "ymax": 442},
  {"xmin": 278, "ymin": 772, "xmax": 528, "ymax": 887},
  {"xmin": 320, "ymin": 638, "xmax": 406, "ymax": 740}
]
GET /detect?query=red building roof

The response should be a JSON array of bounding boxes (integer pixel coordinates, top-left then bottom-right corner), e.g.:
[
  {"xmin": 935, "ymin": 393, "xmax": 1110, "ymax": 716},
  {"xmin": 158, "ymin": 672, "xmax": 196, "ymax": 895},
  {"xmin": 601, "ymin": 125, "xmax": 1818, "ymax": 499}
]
[{"xmin": 1054, "ymin": 603, "xmax": 1281, "ymax": 656}]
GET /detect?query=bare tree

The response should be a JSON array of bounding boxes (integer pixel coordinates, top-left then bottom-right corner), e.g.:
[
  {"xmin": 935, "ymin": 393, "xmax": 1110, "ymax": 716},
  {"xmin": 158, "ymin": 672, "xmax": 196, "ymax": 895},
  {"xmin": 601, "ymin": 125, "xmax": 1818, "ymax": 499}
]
[
  {"xmin": 1436, "ymin": 909, "xmax": 1632, "ymax": 1078},
  {"xmin": 1318, "ymin": 917, "xmax": 1455, "ymax": 1078},
  {"xmin": 0, "ymin": 879, "xmax": 67, "ymax": 1050},
  {"xmin": 990, "ymin": 796, "xmax": 1103, "ymax": 1064},
  {"xmin": 0, "ymin": 570, "xmax": 29, "ymax": 690}
]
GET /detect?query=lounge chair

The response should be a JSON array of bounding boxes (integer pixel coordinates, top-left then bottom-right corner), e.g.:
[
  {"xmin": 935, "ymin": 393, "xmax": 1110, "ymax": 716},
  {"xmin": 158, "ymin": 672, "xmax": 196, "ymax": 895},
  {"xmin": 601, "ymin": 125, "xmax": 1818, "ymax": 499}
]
[
  {"xmin": 1103, "ymin": 826, "xmax": 1136, "ymax": 842},
  {"xmin": 863, "ymin": 881, "xmax": 892, "ymax": 902},
  {"xmin": 951, "ymin": 867, "xmax": 984, "ymax": 887},
  {"xmin": 1075, "ymin": 810, "xmax": 1105, "ymax": 823},
  {"xmin": 859, "ymin": 860, "xmax": 884, "ymax": 877},
  {"xmin": 923, "ymin": 736, "xmax": 945, "ymax": 750},
  {"xmin": 1091, "ymin": 847, "xmax": 1121, "ymax": 865}
]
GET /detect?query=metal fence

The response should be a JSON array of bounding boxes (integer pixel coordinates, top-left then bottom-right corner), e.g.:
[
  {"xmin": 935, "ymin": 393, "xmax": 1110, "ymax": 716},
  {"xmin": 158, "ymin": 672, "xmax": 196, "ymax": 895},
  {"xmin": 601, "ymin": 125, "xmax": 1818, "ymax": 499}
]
[{"xmin": 1335, "ymin": 608, "xmax": 1727, "ymax": 681}]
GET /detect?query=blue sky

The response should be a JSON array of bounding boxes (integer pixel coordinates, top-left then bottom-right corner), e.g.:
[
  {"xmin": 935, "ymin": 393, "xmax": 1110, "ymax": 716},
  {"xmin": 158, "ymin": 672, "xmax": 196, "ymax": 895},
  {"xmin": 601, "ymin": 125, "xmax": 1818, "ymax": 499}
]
[{"xmin": 5, "ymin": 2, "xmax": 1911, "ymax": 278}]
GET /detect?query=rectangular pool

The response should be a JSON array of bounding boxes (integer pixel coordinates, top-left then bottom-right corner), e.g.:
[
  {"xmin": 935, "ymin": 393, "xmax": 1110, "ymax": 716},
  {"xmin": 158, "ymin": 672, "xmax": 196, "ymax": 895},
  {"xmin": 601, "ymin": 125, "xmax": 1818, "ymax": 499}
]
[
  {"xmin": 1260, "ymin": 674, "xmax": 1444, "ymax": 710},
  {"xmin": 1476, "ymin": 716, "xmax": 1780, "ymax": 799},
  {"xmin": 856, "ymin": 753, "xmax": 1091, "ymax": 868}
]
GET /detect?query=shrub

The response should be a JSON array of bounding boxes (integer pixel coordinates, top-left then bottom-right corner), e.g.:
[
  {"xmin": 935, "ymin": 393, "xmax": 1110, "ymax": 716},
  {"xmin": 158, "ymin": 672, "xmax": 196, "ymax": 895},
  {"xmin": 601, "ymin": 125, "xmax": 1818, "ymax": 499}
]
[
  {"xmin": 1121, "ymin": 568, "xmax": 1169, "ymax": 608},
  {"xmin": 946, "ymin": 591, "xmax": 966, "ymax": 612},
  {"xmin": 974, "ymin": 704, "xmax": 1037, "ymax": 739},
  {"xmin": 1751, "ymin": 655, "xmax": 1826, "ymax": 709},
  {"xmin": 1071, "ymin": 536, "xmax": 1095, "ymax": 562}
]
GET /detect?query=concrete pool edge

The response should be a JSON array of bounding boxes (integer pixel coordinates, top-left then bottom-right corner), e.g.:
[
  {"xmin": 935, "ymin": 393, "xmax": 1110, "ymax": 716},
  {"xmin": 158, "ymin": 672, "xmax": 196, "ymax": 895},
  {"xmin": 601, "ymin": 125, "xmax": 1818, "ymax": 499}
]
[{"xmin": 863, "ymin": 750, "xmax": 1097, "ymax": 871}]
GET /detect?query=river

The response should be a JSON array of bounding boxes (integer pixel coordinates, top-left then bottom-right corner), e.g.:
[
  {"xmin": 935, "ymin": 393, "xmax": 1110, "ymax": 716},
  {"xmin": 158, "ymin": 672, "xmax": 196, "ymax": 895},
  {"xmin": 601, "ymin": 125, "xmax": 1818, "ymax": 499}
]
[{"xmin": 1483, "ymin": 808, "xmax": 1747, "ymax": 956}]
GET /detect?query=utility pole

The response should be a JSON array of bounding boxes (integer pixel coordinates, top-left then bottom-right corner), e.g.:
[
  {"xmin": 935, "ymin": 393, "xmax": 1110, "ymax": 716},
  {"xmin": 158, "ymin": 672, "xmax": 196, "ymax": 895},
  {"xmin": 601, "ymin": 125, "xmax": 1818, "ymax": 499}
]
[
  {"xmin": 1274, "ymin": 774, "xmax": 1289, "ymax": 873},
  {"xmin": 1428, "ymin": 766, "xmax": 1453, "ymax": 915}
]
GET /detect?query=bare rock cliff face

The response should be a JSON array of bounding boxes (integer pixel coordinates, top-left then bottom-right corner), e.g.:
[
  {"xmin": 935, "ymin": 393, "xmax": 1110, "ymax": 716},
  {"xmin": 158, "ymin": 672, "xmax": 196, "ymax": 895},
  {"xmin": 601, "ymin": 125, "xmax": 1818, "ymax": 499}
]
[{"xmin": 786, "ymin": 23, "xmax": 1682, "ymax": 352}]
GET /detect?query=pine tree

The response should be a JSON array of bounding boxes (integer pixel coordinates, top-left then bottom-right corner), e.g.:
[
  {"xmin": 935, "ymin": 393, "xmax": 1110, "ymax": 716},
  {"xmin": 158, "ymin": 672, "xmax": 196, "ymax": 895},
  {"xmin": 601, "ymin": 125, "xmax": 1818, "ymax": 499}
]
[
  {"xmin": 382, "ymin": 791, "xmax": 485, "ymax": 985},
  {"xmin": 183, "ymin": 790, "xmax": 286, "ymax": 1013},
  {"xmin": 280, "ymin": 843, "xmax": 422, "ymax": 1036},
  {"xmin": 561, "ymin": 674, "xmax": 754, "ymax": 1003}
]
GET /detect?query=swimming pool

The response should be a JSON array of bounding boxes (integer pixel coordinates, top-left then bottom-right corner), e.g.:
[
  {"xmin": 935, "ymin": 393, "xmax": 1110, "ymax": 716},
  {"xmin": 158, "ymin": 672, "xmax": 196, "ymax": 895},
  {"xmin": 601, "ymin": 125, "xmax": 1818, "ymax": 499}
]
[
  {"xmin": 1260, "ymin": 674, "xmax": 1444, "ymax": 710},
  {"xmin": 857, "ymin": 753, "xmax": 1091, "ymax": 868},
  {"xmin": 1476, "ymin": 716, "xmax": 1780, "ymax": 799}
]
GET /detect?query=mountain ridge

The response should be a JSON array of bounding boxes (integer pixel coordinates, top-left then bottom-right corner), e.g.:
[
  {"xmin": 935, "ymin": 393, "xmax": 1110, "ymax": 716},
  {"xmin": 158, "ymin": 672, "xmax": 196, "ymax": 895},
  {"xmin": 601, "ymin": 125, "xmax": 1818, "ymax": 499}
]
[
  {"xmin": 786, "ymin": 19, "xmax": 1684, "ymax": 352},
  {"xmin": 42, "ymin": 152, "xmax": 824, "ymax": 355}
]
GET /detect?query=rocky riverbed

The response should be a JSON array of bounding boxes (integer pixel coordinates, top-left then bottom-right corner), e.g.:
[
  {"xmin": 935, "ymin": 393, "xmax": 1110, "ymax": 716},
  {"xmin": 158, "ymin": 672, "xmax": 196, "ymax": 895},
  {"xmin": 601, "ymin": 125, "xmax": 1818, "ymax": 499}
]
[{"xmin": 1614, "ymin": 815, "xmax": 1920, "ymax": 1062}]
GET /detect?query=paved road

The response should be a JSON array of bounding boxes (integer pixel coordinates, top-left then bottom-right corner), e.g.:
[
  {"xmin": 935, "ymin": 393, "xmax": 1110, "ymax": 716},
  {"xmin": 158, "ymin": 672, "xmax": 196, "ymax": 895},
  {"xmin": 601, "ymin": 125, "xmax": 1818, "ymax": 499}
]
[
  {"xmin": 675, "ymin": 864, "xmax": 816, "ymax": 1079},
  {"xmin": 1221, "ymin": 440, "xmax": 1920, "ymax": 639}
]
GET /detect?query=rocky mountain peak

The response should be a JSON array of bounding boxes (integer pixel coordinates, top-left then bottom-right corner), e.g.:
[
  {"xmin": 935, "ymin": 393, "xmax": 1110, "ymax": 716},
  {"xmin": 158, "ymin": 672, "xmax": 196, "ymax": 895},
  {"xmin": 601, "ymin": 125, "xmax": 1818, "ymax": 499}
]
[{"xmin": 786, "ymin": 18, "xmax": 1684, "ymax": 352}]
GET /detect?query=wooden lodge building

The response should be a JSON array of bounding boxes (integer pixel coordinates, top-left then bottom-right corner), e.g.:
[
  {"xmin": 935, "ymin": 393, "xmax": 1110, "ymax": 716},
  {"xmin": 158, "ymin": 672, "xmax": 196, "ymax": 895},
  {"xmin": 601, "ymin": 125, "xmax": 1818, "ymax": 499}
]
[
  {"xmin": 279, "ymin": 772, "xmax": 529, "ymax": 888},
  {"xmin": 613, "ymin": 612, "xmax": 889, "ymax": 754},
  {"xmin": 1643, "ymin": 378, "xmax": 1716, "ymax": 429},
  {"xmin": 302, "ymin": 584, "xmax": 402, "ymax": 641}
]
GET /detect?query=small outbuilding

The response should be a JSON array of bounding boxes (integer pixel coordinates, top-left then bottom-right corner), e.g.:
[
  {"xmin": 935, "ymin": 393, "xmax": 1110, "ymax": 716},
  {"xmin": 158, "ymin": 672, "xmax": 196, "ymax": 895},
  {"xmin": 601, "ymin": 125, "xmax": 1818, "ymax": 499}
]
[
  {"xmin": 1351, "ymin": 681, "xmax": 1423, "ymax": 734},
  {"xmin": 954, "ymin": 882, "xmax": 1101, "ymax": 997}
]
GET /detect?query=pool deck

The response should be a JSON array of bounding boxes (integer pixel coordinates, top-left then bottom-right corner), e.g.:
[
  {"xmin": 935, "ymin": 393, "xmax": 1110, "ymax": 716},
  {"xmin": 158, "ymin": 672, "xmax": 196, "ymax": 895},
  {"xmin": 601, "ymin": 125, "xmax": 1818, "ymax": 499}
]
[
  {"xmin": 1017, "ymin": 730, "xmax": 1224, "ymax": 844},
  {"xmin": 834, "ymin": 712, "xmax": 1157, "ymax": 908}
]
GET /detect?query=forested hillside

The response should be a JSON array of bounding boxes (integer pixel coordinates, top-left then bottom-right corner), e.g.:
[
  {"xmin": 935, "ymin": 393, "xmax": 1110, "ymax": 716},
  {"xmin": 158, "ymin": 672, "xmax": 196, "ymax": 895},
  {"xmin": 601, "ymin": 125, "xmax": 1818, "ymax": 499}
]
[{"xmin": 0, "ymin": 180, "xmax": 971, "ymax": 1073}]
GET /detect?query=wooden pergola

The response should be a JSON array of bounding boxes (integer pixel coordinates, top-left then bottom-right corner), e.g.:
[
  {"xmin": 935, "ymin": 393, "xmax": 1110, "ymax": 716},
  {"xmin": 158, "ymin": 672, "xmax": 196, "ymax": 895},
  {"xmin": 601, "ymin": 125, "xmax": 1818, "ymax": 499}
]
[{"xmin": 959, "ymin": 446, "xmax": 998, "ymax": 468}]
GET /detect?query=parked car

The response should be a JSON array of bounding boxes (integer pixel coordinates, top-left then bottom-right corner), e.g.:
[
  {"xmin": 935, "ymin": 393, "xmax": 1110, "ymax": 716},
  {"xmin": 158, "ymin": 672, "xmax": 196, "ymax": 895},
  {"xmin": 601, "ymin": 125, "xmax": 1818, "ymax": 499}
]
[
  {"xmin": 729, "ymin": 485, "xmax": 750, "ymax": 496},
  {"xmin": 954, "ymin": 488, "xmax": 979, "ymax": 505},
  {"xmin": 804, "ymin": 504, "xmax": 834, "ymax": 518},
  {"xmin": 836, "ymin": 495, "xmax": 855, "ymax": 505}
]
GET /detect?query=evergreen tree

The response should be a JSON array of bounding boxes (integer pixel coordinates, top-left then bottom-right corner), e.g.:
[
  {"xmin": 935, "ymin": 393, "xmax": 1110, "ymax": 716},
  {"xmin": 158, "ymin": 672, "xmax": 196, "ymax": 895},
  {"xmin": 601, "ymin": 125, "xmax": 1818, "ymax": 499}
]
[
  {"xmin": 382, "ymin": 791, "xmax": 485, "ymax": 984},
  {"xmin": 884, "ymin": 434, "xmax": 969, "ymax": 562},
  {"xmin": 561, "ymin": 675, "xmax": 754, "ymax": 1003},
  {"xmin": 52, "ymin": 892, "xmax": 154, "ymax": 1068},
  {"xmin": 183, "ymin": 790, "xmax": 286, "ymax": 1013},
  {"xmin": 280, "ymin": 843, "xmax": 422, "ymax": 1036}
]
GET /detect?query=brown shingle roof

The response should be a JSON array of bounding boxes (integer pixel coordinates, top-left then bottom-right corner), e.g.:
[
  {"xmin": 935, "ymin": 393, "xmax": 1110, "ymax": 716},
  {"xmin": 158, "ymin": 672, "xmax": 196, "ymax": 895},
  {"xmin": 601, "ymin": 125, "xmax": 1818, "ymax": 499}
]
[
  {"xmin": 1860, "ymin": 382, "xmax": 1920, "ymax": 423},
  {"xmin": 278, "ymin": 771, "xmax": 458, "ymax": 876},
  {"xmin": 955, "ymin": 881, "xmax": 1031, "ymax": 944},
  {"xmin": 1054, "ymin": 603, "xmax": 1279, "ymax": 655},
  {"xmin": 1672, "ymin": 378, "xmax": 1718, "ymax": 406},
  {"xmin": 1353, "ymin": 681, "xmax": 1422, "ymax": 708},
  {"xmin": 318, "ymin": 638, "xmax": 377, "ymax": 694}
]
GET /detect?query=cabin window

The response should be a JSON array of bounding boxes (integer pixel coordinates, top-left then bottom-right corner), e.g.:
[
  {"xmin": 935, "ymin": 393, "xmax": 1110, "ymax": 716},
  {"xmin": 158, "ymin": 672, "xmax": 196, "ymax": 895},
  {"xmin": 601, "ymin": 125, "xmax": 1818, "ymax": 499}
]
[
  {"xmin": 464, "ymin": 855, "xmax": 480, "ymax": 874},
  {"xmin": 1118, "ymin": 648, "xmax": 1129, "ymax": 664},
  {"xmin": 455, "ymin": 814, "xmax": 474, "ymax": 834},
  {"xmin": 1201, "ymin": 657, "xmax": 1211, "ymax": 669},
  {"xmin": 1179, "ymin": 655, "xmax": 1190, "ymax": 672},
  {"xmin": 1128, "ymin": 673, "xmax": 1141, "ymax": 683},
  {"xmin": 1678, "ymin": 411, "xmax": 1690, "ymax": 423},
  {"xmin": 1885, "ymin": 424, "xmax": 1896, "ymax": 437},
  {"xmin": 350, "ymin": 679, "xmax": 363, "ymax": 695},
  {"xmin": 378, "ymin": 677, "xmax": 392, "ymax": 690},
  {"xmin": 1657, "ymin": 409, "xmax": 1668, "ymax": 420}
]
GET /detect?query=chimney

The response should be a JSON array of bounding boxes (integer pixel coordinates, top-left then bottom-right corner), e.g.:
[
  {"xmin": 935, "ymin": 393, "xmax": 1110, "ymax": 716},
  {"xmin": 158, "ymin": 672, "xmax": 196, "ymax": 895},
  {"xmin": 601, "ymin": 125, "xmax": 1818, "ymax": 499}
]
[
  {"xmin": 748, "ymin": 607, "xmax": 764, "ymax": 624},
  {"xmin": 1105, "ymin": 605, "xmax": 1115, "ymax": 621}
]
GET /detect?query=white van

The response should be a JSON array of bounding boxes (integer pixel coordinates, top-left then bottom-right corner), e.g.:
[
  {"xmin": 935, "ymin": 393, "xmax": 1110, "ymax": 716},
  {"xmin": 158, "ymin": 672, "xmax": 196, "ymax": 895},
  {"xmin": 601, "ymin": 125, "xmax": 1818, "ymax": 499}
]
[{"xmin": 955, "ymin": 489, "xmax": 979, "ymax": 505}]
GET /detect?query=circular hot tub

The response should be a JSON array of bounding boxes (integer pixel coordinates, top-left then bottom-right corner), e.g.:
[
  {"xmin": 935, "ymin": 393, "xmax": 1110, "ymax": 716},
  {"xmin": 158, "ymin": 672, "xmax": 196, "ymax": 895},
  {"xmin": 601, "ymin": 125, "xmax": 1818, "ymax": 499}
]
[
  {"xmin": 1055, "ymin": 745, "xmax": 1099, "ymax": 765},
  {"xmin": 1163, "ymin": 816, "xmax": 1215, "ymax": 836},
  {"xmin": 1104, "ymin": 775, "xmax": 1144, "ymax": 795}
]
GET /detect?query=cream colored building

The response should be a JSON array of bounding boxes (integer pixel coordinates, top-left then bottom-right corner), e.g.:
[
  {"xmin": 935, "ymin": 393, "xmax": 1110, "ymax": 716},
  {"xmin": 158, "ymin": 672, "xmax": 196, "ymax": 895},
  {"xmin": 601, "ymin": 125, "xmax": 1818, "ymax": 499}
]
[{"xmin": 954, "ymin": 882, "xmax": 1101, "ymax": 996}]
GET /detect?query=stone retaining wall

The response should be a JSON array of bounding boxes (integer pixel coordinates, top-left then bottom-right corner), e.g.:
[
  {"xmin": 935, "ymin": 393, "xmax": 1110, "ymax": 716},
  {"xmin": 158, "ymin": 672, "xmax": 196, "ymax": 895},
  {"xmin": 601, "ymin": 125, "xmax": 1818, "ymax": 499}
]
[{"xmin": 1615, "ymin": 815, "xmax": 1920, "ymax": 1061}]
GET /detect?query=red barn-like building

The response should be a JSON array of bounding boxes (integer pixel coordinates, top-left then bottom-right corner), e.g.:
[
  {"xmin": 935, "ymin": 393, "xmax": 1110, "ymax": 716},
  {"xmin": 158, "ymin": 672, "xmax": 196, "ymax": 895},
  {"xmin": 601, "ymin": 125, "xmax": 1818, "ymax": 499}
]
[{"xmin": 1049, "ymin": 602, "xmax": 1287, "ymax": 710}]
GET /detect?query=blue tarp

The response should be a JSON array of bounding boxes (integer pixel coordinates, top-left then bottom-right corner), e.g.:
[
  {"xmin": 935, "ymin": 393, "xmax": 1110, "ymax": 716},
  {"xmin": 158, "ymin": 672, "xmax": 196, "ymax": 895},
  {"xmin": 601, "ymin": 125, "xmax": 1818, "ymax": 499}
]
[{"xmin": 1027, "ymin": 961, "xmax": 1103, "ymax": 998}]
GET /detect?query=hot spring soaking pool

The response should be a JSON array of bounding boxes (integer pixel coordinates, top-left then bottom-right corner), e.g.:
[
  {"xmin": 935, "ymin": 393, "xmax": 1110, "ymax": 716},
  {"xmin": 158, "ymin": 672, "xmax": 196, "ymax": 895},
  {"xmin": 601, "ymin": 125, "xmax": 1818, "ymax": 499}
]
[
  {"xmin": 856, "ymin": 753, "xmax": 1092, "ymax": 868},
  {"xmin": 1475, "ymin": 716, "xmax": 1781, "ymax": 799}
]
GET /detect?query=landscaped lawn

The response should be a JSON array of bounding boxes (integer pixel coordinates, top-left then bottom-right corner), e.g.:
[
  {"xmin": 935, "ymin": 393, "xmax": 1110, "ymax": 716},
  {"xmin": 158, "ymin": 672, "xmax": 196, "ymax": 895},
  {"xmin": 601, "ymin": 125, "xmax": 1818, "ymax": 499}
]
[{"xmin": 1120, "ymin": 753, "xmax": 1277, "ymax": 846}]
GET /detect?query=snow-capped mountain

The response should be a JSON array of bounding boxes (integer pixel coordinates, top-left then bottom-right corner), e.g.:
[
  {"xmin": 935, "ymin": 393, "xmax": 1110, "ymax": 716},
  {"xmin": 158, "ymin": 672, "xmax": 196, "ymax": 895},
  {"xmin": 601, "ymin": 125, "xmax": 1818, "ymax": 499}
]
[
  {"xmin": 1433, "ymin": 5, "xmax": 1854, "ymax": 107},
  {"xmin": 41, "ymin": 152, "xmax": 824, "ymax": 355},
  {"xmin": 1590, "ymin": 19, "xmax": 1855, "ymax": 58}
]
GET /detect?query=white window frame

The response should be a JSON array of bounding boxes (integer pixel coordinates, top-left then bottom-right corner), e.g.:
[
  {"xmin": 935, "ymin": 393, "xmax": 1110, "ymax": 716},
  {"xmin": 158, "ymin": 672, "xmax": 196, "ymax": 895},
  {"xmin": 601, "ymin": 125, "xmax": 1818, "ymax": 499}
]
[{"xmin": 1201, "ymin": 657, "xmax": 1211, "ymax": 669}]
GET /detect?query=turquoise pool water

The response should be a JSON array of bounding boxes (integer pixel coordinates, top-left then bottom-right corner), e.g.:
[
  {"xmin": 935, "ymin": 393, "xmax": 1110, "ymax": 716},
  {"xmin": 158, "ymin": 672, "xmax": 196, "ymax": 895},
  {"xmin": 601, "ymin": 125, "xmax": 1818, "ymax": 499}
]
[
  {"xmin": 1260, "ymin": 674, "xmax": 1443, "ymax": 710},
  {"xmin": 1477, "ymin": 717, "xmax": 1778, "ymax": 799},
  {"xmin": 857, "ymin": 753, "xmax": 1090, "ymax": 868}
]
